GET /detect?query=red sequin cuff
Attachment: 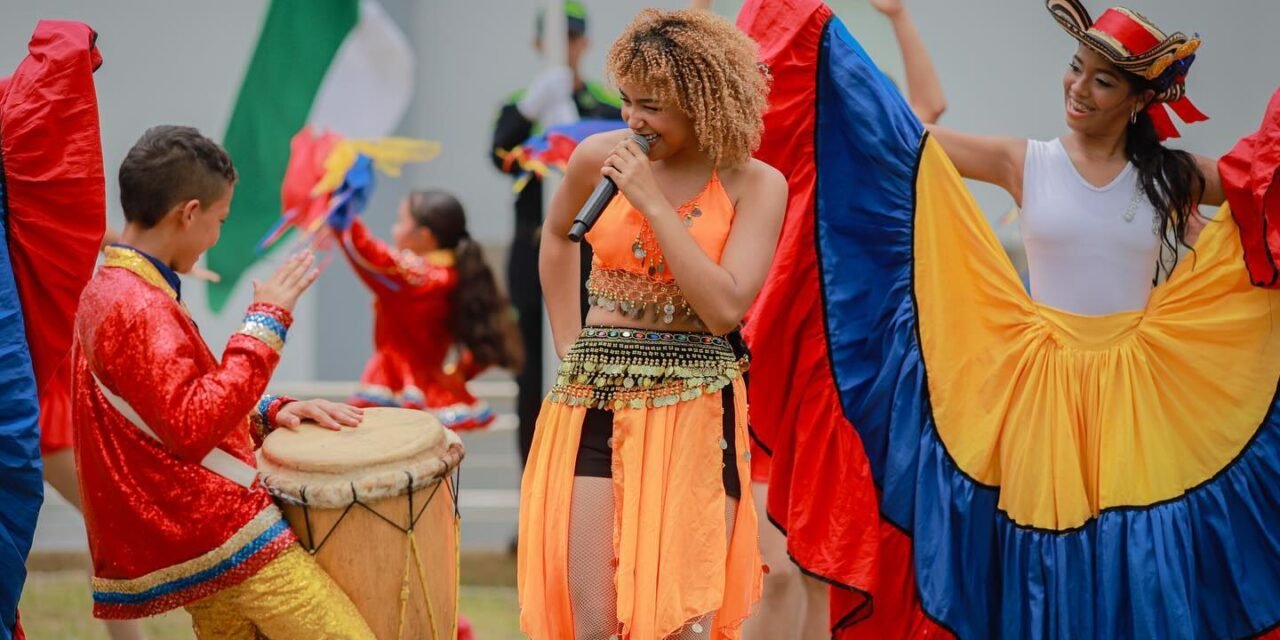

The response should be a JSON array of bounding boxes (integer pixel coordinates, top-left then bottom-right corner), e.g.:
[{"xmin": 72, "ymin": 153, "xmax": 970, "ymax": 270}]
[
  {"xmin": 251, "ymin": 394, "xmax": 297, "ymax": 440},
  {"xmin": 246, "ymin": 302, "xmax": 293, "ymax": 328}
]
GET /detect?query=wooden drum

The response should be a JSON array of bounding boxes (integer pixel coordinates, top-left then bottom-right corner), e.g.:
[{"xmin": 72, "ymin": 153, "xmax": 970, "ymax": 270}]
[{"xmin": 258, "ymin": 407, "xmax": 464, "ymax": 639}]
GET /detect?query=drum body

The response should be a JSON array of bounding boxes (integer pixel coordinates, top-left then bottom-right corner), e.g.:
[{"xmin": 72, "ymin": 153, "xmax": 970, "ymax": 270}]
[{"xmin": 258, "ymin": 407, "xmax": 464, "ymax": 640}]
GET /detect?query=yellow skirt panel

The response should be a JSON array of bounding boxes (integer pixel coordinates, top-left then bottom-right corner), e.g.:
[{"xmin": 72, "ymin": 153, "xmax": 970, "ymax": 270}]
[{"xmin": 914, "ymin": 137, "xmax": 1280, "ymax": 530}]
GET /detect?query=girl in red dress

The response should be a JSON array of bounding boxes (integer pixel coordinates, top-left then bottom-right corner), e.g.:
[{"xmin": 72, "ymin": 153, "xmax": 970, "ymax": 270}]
[{"xmin": 334, "ymin": 189, "xmax": 522, "ymax": 431}]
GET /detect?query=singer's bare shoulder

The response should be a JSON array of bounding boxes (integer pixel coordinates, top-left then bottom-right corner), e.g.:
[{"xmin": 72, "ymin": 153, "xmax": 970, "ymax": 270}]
[
  {"xmin": 719, "ymin": 158, "xmax": 787, "ymax": 211},
  {"xmin": 568, "ymin": 130, "xmax": 635, "ymax": 171}
]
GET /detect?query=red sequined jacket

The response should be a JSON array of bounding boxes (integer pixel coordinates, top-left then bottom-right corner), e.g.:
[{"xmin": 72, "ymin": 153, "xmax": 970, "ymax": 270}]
[{"xmin": 72, "ymin": 247, "xmax": 296, "ymax": 619}]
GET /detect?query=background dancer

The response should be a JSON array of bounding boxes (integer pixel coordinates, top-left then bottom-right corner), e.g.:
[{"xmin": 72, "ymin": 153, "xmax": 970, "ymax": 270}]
[
  {"xmin": 331, "ymin": 188, "xmax": 522, "ymax": 431},
  {"xmin": 490, "ymin": 2, "xmax": 622, "ymax": 502}
]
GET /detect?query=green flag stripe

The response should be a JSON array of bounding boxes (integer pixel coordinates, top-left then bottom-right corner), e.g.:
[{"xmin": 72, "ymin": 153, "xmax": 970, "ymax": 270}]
[{"xmin": 207, "ymin": 0, "xmax": 358, "ymax": 312}]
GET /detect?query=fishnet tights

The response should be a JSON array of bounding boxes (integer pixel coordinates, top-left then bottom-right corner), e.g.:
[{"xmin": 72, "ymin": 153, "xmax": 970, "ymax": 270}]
[{"xmin": 568, "ymin": 476, "xmax": 738, "ymax": 639}]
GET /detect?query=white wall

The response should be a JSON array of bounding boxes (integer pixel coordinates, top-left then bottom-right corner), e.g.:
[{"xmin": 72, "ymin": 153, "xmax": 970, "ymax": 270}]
[{"xmin": 4, "ymin": 1, "xmax": 1278, "ymax": 381}]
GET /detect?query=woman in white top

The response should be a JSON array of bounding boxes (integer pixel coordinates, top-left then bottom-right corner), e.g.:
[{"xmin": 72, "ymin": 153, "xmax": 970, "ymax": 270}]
[
  {"xmin": 737, "ymin": 0, "xmax": 1280, "ymax": 637},
  {"xmin": 931, "ymin": 5, "xmax": 1224, "ymax": 316}
]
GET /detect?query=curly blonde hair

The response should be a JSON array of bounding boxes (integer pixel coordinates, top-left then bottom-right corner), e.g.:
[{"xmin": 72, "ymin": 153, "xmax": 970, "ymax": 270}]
[{"xmin": 606, "ymin": 9, "xmax": 769, "ymax": 168}]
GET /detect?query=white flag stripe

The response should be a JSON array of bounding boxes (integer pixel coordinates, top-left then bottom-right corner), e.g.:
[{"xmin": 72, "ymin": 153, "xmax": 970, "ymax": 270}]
[{"xmin": 308, "ymin": 0, "xmax": 414, "ymax": 138}]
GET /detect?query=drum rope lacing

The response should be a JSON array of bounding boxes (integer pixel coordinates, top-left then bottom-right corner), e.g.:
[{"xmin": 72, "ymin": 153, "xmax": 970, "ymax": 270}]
[{"xmin": 294, "ymin": 469, "xmax": 460, "ymax": 639}]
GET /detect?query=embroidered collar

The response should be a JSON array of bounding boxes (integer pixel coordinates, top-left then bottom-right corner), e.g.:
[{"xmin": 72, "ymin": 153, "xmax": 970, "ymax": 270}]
[{"xmin": 103, "ymin": 245, "xmax": 183, "ymax": 304}]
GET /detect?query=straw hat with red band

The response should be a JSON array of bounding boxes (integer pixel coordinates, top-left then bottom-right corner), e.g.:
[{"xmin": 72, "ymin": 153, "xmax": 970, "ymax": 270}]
[{"xmin": 1046, "ymin": 0, "xmax": 1208, "ymax": 140}]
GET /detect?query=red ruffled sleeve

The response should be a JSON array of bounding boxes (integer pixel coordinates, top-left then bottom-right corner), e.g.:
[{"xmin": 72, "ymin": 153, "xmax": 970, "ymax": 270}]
[{"xmin": 1220, "ymin": 87, "xmax": 1280, "ymax": 288}]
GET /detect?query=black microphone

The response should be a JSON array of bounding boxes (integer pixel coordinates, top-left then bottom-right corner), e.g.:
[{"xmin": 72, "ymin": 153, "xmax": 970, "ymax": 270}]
[{"xmin": 567, "ymin": 133, "xmax": 651, "ymax": 242}]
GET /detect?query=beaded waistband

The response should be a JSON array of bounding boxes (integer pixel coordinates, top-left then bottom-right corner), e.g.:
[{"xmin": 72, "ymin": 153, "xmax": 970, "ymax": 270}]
[
  {"xmin": 549, "ymin": 327, "xmax": 741, "ymax": 410},
  {"xmin": 585, "ymin": 267, "xmax": 704, "ymax": 329}
]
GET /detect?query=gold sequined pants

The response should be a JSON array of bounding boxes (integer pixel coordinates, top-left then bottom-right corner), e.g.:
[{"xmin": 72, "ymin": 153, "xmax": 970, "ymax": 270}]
[{"xmin": 184, "ymin": 545, "xmax": 374, "ymax": 639}]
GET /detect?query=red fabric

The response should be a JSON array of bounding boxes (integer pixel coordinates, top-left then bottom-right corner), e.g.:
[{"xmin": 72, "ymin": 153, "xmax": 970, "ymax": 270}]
[
  {"xmin": 739, "ymin": 1, "xmax": 887, "ymax": 635},
  {"xmin": 738, "ymin": 0, "xmax": 828, "ymax": 477},
  {"xmin": 0, "ymin": 21, "xmax": 105, "ymax": 397},
  {"xmin": 458, "ymin": 613, "xmax": 475, "ymax": 640},
  {"xmin": 1, "ymin": 21, "xmax": 105, "ymax": 455},
  {"xmin": 1168, "ymin": 95, "xmax": 1209, "ymax": 124},
  {"xmin": 540, "ymin": 132, "xmax": 580, "ymax": 169},
  {"xmin": 264, "ymin": 395, "xmax": 296, "ymax": 428},
  {"xmin": 1146, "ymin": 101, "xmax": 1182, "ymax": 140},
  {"xmin": 1146, "ymin": 96, "xmax": 1210, "ymax": 141},
  {"xmin": 738, "ymin": 1, "xmax": 954, "ymax": 635},
  {"xmin": 267, "ymin": 127, "xmax": 341, "ymax": 248},
  {"xmin": 338, "ymin": 219, "xmax": 492, "ymax": 429},
  {"xmin": 1220, "ymin": 87, "xmax": 1280, "ymax": 288},
  {"xmin": 281, "ymin": 128, "xmax": 339, "ymax": 220},
  {"xmin": 72, "ymin": 264, "xmax": 289, "ymax": 604},
  {"xmin": 37, "ymin": 359, "xmax": 74, "ymax": 454},
  {"xmin": 1091, "ymin": 8, "xmax": 1160, "ymax": 55},
  {"xmin": 246, "ymin": 301, "xmax": 294, "ymax": 328}
]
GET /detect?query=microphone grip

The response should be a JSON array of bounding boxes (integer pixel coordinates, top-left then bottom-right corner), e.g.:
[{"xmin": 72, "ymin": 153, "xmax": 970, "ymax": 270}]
[
  {"xmin": 566, "ymin": 176, "xmax": 618, "ymax": 242},
  {"xmin": 566, "ymin": 220, "xmax": 590, "ymax": 243}
]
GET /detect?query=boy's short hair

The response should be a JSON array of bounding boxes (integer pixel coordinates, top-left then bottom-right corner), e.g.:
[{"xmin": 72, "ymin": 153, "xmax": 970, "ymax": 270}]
[{"xmin": 118, "ymin": 125, "xmax": 237, "ymax": 228}]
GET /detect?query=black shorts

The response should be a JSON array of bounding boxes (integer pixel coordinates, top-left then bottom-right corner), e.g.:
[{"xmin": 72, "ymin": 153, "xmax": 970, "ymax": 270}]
[{"xmin": 573, "ymin": 382, "xmax": 742, "ymax": 501}]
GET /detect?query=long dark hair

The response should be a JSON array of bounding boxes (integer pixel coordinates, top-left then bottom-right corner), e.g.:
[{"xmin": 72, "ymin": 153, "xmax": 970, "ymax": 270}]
[
  {"xmin": 408, "ymin": 190, "xmax": 524, "ymax": 371},
  {"xmin": 1123, "ymin": 74, "xmax": 1206, "ymax": 279}
]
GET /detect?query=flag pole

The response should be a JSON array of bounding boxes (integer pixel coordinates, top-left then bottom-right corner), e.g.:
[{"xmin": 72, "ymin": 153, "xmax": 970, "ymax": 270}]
[{"xmin": 541, "ymin": 0, "xmax": 568, "ymax": 397}]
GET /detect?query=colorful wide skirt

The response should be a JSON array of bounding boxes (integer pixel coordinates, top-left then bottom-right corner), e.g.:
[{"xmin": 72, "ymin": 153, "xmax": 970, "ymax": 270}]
[
  {"xmin": 350, "ymin": 352, "xmax": 494, "ymax": 431},
  {"xmin": 739, "ymin": 0, "xmax": 1280, "ymax": 638}
]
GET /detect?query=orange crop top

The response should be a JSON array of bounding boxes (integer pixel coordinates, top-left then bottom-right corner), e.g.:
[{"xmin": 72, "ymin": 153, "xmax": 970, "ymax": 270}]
[{"xmin": 584, "ymin": 172, "xmax": 735, "ymax": 327}]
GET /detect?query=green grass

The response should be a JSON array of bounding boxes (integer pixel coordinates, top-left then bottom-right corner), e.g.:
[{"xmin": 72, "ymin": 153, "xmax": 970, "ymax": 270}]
[
  {"xmin": 20, "ymin": 553, "xmax": 522, "ymax": 639},
  {"xmin": 19, "ymin": 572, "xmax": 196, "ymax": 640}
]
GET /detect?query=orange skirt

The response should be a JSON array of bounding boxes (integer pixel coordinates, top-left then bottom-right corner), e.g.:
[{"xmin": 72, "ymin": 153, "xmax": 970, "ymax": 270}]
[{"xmin": 517, "ymin": 328, "xmax": 762, "ymax": 639}]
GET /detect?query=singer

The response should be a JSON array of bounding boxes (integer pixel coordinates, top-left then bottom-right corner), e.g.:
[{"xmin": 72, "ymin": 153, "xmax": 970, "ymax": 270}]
[{"xmin": 518, "ymin": 8, "xmax": 786, "ymax": 640}]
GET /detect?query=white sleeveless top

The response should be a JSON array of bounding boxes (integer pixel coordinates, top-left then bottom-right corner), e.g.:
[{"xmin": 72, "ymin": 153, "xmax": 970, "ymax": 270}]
[{"xmin": 1020, "ymin": 138, "xmax": 1160, "ymax": 315}]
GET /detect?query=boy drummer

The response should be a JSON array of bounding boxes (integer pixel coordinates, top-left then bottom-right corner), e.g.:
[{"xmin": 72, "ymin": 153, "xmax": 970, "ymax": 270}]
[{"xmin": 72, "ymin": 125, "xmax": 373, "ymax": 638}]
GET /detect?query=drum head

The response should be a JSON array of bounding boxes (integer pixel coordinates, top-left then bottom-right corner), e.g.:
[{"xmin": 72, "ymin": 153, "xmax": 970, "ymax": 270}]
[
  {"xmin": 258, "ymin": 407, "xmax": 464, "ymax": 508},
  {"xmin": 260, "ymin": 407, "xmax": 444, "ymax": 474}
]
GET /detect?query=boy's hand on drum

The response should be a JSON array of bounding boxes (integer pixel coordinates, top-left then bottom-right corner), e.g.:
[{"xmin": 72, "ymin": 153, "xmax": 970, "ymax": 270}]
[
  {"xmin": 253, "ymin": 250, "xmax": 319, "ymax": 312},
  {"xmin": 276, "ymin": 399, "xmax": 363, "ymax": 431}
]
